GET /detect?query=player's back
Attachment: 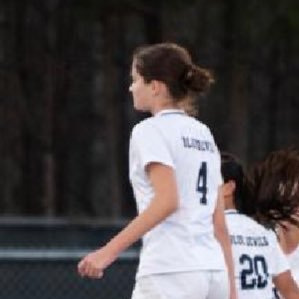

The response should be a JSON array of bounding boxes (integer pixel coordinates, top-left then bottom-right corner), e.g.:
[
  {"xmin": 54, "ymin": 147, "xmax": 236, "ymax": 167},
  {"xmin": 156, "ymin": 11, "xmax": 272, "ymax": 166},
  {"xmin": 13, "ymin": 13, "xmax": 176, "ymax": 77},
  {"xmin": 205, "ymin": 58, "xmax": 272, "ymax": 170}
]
[
  {"xmin": 130, "ymin": 109, "xmax": 226, "ymax": 277},
  {"xmin": 225, "ymin": 210, "xmax": 288, "ymax": 299},
  {"xmin": 131, "ymin": 110, "xmax": 222, "ymax": 233}
]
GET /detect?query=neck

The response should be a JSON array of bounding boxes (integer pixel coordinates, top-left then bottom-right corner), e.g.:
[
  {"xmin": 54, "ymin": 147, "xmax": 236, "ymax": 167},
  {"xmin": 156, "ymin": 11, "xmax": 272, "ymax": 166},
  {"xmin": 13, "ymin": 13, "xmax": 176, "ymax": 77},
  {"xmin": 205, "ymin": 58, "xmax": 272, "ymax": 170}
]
[
  {"xmin": 151, "ymin": 101, "xmax": 180, "ymax": 115},
  {"xmin": 281, "ymin": 226, "xmax": 299, "ymax": 254},
  {"xmin": 224, "ymin": 195, "xmax": 236, "ymax": 210}
]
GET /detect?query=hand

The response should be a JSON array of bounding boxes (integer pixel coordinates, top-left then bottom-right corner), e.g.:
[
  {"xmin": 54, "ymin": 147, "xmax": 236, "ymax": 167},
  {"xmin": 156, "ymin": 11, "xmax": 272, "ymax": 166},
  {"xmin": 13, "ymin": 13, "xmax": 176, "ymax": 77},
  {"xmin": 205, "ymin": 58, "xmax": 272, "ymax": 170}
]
[{"xmin": 77, "ymin": 246, "xmax": 117, "ymax": 279}]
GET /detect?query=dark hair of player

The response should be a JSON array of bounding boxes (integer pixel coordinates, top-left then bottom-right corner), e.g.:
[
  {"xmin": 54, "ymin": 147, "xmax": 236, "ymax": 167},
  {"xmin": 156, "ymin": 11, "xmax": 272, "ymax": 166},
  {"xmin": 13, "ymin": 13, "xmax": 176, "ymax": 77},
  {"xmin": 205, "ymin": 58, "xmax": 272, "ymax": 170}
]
[{"xmin": 221, "ymin": 149, "xmax": 299, "ymax": 229}]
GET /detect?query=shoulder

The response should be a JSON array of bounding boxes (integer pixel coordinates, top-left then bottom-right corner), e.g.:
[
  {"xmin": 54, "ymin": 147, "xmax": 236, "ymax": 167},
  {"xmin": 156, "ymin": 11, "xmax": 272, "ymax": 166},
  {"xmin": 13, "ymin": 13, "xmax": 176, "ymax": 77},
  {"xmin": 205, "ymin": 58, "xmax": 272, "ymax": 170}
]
[
  {"xmin": 199, "ymin": 120, "xmax": 212, "ymax": 133},
  {"xmin": 186, "ymin": 116, "xmax": 212, "ymax": 132},
  {"xmin": 193, "ymin": 118, "xmax": 218, "ymax": 148},
  {"xmin": 191, "ymin": 116, "xmax": 213, "ymax": 132},
  {"xmin": 226, "ymin": 212, "xmax": 272, "ymax": 232},
  {"xmin": 242, "ymin": 214, "xmax": 271, "ymax": 231},
  {"xmin": 131, "ymin": 117, "xmax": 167, "ymax": 148},
  {"xmin": 131, "ymin": 117, "xmax": 158, "ymax": 138},
  {"xmin": 225, "ymin": 211, "xmax": 245, "ymax": 225}
]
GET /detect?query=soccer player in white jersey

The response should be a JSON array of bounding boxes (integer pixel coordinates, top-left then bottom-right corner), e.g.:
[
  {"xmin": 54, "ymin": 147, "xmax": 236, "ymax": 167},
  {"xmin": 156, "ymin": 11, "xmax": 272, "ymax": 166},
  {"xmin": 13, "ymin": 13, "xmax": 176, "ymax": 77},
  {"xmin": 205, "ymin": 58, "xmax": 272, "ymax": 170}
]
[
  {"xmin": 279, "ymin": 222, "xmax": 299, "ymax": 285},
  {"xmin": 221, "ymin": 151, "xmax": 299, "ymax": 299},
  {"xmin": 77, "ymin": 43, "xmax": 236, "ymax": 299},
  {"xmin": 276, "ymin": 222, "xmax": 299, "ymax": 298}
]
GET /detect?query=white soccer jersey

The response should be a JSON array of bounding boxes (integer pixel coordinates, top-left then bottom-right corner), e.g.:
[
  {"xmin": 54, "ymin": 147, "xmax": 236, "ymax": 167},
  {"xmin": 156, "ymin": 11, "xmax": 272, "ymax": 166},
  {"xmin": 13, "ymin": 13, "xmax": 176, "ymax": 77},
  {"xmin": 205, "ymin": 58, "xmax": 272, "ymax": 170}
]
[
  {"xmin": 287, "ymin": 245, "xmax": 299, "ymax": 285},
  {"xmin": 275, "ymin": 246, "xmax": 299, "ymax": 299},
  {"xmin": 129, "ymin": 109, "xmax": 226, "ymax": 278},
  {"xmin": 225, "ymin": 210, "xmax": 290, "ymax": 299}
]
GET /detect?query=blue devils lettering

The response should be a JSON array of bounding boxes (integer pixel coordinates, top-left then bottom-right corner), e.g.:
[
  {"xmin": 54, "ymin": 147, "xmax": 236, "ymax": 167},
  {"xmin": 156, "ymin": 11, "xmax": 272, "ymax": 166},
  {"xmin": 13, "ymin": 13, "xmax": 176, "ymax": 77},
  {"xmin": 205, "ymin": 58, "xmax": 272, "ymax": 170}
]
[{"xmin": 182, "ymin": 136, "xmax": 215, "ymax": 153}]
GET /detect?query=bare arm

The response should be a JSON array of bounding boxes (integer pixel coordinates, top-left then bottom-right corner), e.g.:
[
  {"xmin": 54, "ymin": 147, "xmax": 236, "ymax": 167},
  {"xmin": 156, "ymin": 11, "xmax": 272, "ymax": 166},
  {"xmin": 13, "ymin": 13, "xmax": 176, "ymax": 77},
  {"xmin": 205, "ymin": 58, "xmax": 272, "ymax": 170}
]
[
  {"xmin": 274, "ymin": 270, "xmax": 299, "ymax": 299},
  {"xmin": 100, "ymin": 162, "xmax": 178, "ymax": 256},
  {"xmin": 77, "ymin": 162, "xmax": 178, "ymax": 278},
  {"xmin": 213, "ymin": 192, "xmax": 237, "ymax": 299}
]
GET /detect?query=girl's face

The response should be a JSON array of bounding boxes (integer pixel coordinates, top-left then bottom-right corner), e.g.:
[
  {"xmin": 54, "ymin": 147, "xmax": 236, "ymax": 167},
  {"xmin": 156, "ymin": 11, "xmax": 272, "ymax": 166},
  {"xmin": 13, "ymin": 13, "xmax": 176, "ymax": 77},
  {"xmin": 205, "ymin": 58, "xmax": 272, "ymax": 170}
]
[{"xmin": 129, "ymin": 62, "xmax": 153, "ymax": 112}]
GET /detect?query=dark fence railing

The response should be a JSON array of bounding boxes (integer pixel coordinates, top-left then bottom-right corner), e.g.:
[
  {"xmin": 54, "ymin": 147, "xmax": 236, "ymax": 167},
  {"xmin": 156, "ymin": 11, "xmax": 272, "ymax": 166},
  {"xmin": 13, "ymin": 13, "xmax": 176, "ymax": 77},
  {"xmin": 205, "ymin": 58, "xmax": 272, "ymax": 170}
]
[
  {"xmin": 0, "ymin": 218, "xmax": 139, "ymax": 299},
  {"xmin": 0, "ymin": 249, "xmax": 138, "ymax": 299}
]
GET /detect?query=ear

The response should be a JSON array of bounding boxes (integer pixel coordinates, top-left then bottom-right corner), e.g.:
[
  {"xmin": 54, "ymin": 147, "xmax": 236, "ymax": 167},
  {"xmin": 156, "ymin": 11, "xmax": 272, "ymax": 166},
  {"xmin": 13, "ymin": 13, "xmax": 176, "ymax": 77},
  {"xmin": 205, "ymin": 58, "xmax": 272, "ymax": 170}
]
[{"xmin": 150, "ymin": 80, "xmax": 165, "ymax": 97}]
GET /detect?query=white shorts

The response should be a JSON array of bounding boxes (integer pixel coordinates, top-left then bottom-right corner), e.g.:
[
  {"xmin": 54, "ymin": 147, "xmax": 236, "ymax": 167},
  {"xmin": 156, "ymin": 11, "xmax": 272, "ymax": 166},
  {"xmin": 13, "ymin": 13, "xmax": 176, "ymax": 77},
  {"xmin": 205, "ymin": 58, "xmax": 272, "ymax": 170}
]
[{"xmin": 131, "ymin": 270, "xmax": 229, "ymax": 299}]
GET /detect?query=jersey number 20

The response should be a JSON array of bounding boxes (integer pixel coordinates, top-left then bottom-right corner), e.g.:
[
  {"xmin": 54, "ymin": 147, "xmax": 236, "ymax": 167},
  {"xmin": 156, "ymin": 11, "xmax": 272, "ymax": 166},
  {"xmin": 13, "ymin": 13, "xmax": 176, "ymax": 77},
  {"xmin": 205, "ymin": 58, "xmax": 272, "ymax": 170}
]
[
  {"xmin": 239, "ymin": 254, "xmax": 268, "ymax": 290},
  {"xmin": 197, "ymin": 162, "xmax": 208, "ymax": 205}
]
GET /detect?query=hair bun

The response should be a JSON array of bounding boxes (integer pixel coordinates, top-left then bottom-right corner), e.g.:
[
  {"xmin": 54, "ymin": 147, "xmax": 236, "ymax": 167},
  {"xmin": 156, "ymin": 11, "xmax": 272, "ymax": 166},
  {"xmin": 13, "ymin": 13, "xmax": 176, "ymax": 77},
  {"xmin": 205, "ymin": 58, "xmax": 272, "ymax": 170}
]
[
  {"xmin": 184, "ymin": 66, "xmax": 195, "ymax": 82},
  {"xmin": 182, "ymin": 65, "xmax": 214, "ymax": 94}
]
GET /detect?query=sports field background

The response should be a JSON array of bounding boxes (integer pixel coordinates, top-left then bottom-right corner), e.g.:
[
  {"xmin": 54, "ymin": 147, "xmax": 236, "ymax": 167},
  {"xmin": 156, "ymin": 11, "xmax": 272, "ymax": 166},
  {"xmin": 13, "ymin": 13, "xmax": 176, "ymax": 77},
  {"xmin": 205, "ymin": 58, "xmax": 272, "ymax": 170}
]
[
  {"xmin": 0, "ymin": 1, "xmax": 298, "ymax": 298},
  {"xmin": 0, "ymin": 218, "xmax": 138, "ymax": 299}
]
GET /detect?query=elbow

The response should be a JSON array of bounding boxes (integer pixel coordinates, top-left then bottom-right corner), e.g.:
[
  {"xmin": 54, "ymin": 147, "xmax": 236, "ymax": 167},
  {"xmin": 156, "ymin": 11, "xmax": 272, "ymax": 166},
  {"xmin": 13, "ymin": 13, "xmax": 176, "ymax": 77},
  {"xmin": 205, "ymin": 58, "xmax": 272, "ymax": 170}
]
[
  {"xmin": 170, "ymin": 197, "xmax": 179, "ymax": 213},
  {"xmin": 163, "ymin": 196, "xmax": 179, "ymax": 216},
  {"xmin": 151, "ymin": 192, "xmax": 179, "ymax": 219}
]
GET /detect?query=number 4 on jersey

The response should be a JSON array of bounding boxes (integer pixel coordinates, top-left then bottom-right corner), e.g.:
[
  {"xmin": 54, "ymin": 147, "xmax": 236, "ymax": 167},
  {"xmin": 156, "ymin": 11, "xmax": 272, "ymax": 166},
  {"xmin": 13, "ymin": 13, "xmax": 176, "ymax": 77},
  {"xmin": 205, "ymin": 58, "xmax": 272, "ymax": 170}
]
[{"xmin": 197, "ymin": 162, "xmax": 208, "ymax": 205}]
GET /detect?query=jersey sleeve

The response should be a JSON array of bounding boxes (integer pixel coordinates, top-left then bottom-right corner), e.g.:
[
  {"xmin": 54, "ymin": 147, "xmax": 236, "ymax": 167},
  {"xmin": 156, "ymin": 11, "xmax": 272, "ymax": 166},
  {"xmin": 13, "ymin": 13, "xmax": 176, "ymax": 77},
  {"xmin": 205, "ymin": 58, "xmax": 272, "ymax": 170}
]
[
  {"xmin": 131, "ymin": 121, "xmax": 175, "ymax": 170},
  {"xmin": 270, "ymin": 234, "xmax": 290, "ymax": 276}
]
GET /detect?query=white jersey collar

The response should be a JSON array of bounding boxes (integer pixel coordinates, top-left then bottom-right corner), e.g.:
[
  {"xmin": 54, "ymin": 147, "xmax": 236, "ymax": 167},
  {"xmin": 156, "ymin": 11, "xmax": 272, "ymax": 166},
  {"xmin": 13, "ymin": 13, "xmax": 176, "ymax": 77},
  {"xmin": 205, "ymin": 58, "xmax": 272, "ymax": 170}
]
[
  {"xmin": 225, "ymin": 209, "xmax": 238, "ymax": 215},
  {"xmin": 155, "ymin": 109, "xmax": 186, "ymax": 117}
]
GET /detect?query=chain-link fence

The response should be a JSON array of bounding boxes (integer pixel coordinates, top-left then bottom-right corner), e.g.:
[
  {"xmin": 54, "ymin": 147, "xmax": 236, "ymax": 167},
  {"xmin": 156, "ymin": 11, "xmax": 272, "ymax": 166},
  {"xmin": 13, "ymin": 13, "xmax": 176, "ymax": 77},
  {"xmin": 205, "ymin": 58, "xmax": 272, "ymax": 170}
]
[
  {"xmin": 0, "ymin": 219, "xmax": 139, "ymax": 299},
  {"xmin": 0, "ymin": 249, "xmax": 138, "ymax": 299}
]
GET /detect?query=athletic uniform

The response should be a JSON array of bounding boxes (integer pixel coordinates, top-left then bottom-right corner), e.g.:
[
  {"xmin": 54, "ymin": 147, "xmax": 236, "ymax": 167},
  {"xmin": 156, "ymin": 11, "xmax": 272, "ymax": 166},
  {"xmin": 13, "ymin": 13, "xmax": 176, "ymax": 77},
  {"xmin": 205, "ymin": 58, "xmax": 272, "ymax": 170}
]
[
  {"xmin": 129, "ymin": 109, "xmax": 228, "ymax": 299},
  {"xmin": 225, "ymin": 210, "xmax": 290, "ymax": 299},
  {"xmin": 287, "ymin": 245, "xmax": 299, "ymax": 285},
  {"xmin": 274, "ymin": 245, "xmax": 299, "ymax": 298}
]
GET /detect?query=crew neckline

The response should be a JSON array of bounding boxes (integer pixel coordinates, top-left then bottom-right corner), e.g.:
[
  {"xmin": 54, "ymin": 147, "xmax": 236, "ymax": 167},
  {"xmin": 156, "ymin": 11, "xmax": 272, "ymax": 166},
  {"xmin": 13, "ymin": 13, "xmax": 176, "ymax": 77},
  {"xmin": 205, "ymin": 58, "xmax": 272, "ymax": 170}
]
[
  {"xmin": 225, "ymin": 209, "xmax": 238, "ymax": 215},
  {"xmin": 155, "ymin": 109, "xmax": 186, "ymax": 117}
]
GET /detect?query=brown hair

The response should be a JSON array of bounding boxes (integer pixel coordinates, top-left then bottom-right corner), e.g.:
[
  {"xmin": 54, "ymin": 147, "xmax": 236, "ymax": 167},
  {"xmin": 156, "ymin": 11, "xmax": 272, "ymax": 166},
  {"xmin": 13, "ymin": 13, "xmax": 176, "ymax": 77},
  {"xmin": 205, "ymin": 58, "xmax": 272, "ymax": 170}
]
[
  {"xmin": 246, "ymin": 148, "xmax": 299, "ymax": 228},
  {"xmin": 221, "ymin": 149, "xmax": 299, "ymax": 229},
  {"xmin": 221, "ymin": 152, "xmax": 248, "ymax": 214},
  {"xmin": 133, "ymin": 43, "xmax": 214, "ymax": 115}
]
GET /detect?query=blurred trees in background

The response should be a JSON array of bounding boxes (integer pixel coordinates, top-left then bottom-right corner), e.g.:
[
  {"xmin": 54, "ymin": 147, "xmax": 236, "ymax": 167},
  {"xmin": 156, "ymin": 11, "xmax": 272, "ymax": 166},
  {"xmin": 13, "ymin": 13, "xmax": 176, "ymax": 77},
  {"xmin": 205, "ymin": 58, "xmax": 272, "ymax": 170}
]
[{"xmin": 0, "ymin": 0, "xmax": 298, "ymax": 218}]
